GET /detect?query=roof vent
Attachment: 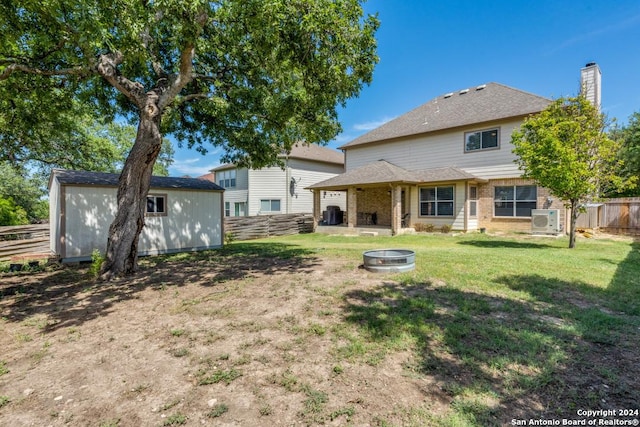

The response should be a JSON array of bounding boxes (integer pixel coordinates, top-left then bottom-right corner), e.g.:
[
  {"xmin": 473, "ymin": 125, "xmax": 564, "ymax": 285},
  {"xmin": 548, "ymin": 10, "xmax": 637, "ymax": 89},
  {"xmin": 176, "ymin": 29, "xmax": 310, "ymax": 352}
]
[
  {"xmin": 443, "ymin": 92, "xmax": 454, "ymax": 98},
  {"xmin": 476, "ymin": 84, "xmax": 486, "ymax": 90},
  {"xmin": 459, "ymin": 88, "xmax": 469, "ymax": 95}
]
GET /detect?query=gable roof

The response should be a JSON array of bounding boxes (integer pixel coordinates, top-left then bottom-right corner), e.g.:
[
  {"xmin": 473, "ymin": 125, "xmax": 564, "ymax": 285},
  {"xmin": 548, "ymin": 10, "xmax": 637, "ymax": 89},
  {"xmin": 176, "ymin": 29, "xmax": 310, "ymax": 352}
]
[
  {"xmin": 306, "ymin": 160, "xmax": 485, "ymax": 191},
  {"xmin": 340, "ymin": 83, "xmax": 552, "ymax": 149},
  {"xmin": 50, "ymin": 169, "xmax": 224, "ymax": 191},
  {"xmin": 212, "ymin": 142, "xmax": 343, "ymax": 172}
]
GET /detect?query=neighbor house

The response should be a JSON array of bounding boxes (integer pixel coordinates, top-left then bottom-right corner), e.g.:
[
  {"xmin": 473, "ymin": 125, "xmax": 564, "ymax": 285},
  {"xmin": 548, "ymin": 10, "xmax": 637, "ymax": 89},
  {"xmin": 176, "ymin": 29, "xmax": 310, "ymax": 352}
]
[
  {"xmin": 49, "ymin": 169, "xmax": 224, "ymax": 262},
  {"xmin": 309, "ymin": 63, "xmax": 602, "ymax": 235},
  {"xmin": 213, "ymin": 142, "xmax": 346, "ymax": 217}
]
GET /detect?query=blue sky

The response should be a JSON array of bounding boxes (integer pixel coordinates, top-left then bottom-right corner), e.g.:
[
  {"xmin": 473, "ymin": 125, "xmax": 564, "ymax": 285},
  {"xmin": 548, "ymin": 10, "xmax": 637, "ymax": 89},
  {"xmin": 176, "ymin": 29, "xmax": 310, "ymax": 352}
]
[{"xmin": 168, "ymin": 0, "xmax": 640, "ymax": 177}]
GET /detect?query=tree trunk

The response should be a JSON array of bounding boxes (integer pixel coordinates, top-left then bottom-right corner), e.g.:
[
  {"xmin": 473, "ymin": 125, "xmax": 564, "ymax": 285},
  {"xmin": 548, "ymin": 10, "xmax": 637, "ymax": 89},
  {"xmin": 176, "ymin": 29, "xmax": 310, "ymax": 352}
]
[
  {"xmin": 568, "ymin": 199, "xmax": 579, "ymax": 249},
  {"xmin": 100, "ymin": 99, "xmax": 162, "ymax": 280}
]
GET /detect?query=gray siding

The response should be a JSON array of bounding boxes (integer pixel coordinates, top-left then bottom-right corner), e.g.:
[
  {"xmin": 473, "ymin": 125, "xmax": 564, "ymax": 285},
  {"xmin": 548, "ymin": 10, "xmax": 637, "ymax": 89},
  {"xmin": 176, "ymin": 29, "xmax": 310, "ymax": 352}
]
[
  {"xmin": 345, "ymin": 118, "xmax": 524, "ymax": 180},
  {"xmin": 288, "ymin": 158, "xmax": 346, "ymax": 212},
  {"xmin": 248, "ymin": 167, "xmax": 287, "ymax": 216}
]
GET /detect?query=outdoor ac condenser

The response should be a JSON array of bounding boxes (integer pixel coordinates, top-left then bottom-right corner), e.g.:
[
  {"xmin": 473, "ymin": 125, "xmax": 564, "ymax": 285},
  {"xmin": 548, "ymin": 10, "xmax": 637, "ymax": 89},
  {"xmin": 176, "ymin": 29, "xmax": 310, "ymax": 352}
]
[{"xmin": 531, "ymin": 209, "xmax": 561, "ymax": 234}]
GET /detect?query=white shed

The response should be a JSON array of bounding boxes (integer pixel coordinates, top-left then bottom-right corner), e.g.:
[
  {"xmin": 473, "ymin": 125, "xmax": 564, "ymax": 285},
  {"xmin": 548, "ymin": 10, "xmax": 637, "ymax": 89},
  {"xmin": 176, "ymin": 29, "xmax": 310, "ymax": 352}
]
[{"xmin": 49, "ymin": 169, "xmax": 224, "ymax": 262}]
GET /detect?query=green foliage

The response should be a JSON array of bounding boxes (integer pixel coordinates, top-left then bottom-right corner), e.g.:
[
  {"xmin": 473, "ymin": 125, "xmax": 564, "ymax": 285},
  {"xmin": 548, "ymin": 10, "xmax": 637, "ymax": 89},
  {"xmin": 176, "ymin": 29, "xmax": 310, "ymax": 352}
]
[
  {"xmin": 0, "ymin": 395, "xmax": 9, "ymax": 409},
  {"xmin": 0, "ymin": 0, "xmax": 378, "ymax": 169},
  {"xmin": 0, "ymin": 163, "xmax": 47, "ymax": 223},
  {"xmin": 161, "ymin": 413, "xmax": 186, "ymax": 426},
  {"xmin": 206, "ymin": 403, "xmax": 229, "ymax": 418},
  {"xmin": 0, "ymin": 196, "xmax": 28, "ymax": 226},
  {"xmin": 197, "ymin": 368, "xmax": 242, "ymax": 385},
  {"xmin": 511, "ymin": 95, "xmax": 632, "ymax": 247},
  {"xmin": 224, "ymin": 232, "xmax": 236, "ymax": 245},
  {"xmin": 90, "ymin": 250, "xmax": 105, "ymax": 278},
  {"xmin": 608, "ymin": 112, "xmax": 640, "ymax": 197}
]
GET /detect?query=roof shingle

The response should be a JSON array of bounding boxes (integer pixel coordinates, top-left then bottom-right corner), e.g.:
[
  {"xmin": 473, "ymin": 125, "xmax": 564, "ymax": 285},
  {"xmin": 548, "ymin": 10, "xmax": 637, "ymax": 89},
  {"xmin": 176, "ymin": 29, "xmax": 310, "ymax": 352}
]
[
  {"xmin": 306, "ymin": 160, "xmax": 485, "ymax": 190},
  {"xmin": 51, "ymin": 169, "xmax": 224, "ymax": 191},
  {"xmin": 340, "ymin": 82, "xmax": 551, "ymax": 148}
]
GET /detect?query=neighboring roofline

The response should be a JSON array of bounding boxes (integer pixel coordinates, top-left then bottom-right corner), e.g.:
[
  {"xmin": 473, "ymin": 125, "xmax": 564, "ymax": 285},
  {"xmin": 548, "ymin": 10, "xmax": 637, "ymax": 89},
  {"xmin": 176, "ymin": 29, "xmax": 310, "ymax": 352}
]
[{"xmin": 210, "ymin": 143, "xmax": 344, "ymax": 173}]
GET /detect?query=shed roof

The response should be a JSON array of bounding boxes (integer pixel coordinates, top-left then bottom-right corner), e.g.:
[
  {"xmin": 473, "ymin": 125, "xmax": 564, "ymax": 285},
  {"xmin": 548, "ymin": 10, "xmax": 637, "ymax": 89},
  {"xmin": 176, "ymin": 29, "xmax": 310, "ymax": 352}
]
[
  {"xmin": 50, "ymin": 169, "xmax": 224, "ymax": 191},
  {"xmin": 306, "ymin": 160, "xmax": 485, "ymax": 191},
  {"xmin": 340, "ymin": 83, "xmax": 551, "ymax": 149},
  {"xmin": 212, "ymin": 142, "xmax": 343, "ymax": 171}
]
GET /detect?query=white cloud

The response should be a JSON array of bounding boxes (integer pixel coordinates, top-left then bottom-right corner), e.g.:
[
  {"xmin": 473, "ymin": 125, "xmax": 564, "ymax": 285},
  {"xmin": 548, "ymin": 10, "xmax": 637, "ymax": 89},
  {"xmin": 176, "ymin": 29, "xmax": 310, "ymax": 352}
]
[
  {"xmin": 169, "ymin": 158, "xmax": 220, "ymax": 177},
  {"xmin": 352, "ymin": 116, "xmax": 396, "ymax": 131},
  {"xmin": 550, "ymin": 13, "xmax": 640, "ymax": 53}
]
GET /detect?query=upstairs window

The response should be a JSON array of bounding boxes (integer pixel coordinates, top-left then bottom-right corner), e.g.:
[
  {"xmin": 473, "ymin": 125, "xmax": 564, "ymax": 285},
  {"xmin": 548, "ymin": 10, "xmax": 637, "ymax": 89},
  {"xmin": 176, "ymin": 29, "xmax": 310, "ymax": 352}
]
[
  {"xmin": 494, "ymin": 185, "xmax": 537, "ymax": 217},
  {"xmin": 217, "ymin": 169, "xmax": 236, "ymax": 188},
  {"xmin": 146, "ymin": 194, "xmax": 167, "ymax": 216},
  {"xmin": 465, "ymin": 128, "xmax": 499, "ymax": 152}
]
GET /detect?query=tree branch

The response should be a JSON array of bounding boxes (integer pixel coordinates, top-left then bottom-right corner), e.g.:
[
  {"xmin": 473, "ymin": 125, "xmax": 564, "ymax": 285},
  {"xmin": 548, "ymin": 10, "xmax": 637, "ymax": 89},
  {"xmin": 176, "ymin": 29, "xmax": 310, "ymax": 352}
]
[
  {"xmin": 0, "ymin": 63, "xmax": 88, "ymax": 81},
  {"xmin": 157, "ymin": 43, "xmax": 195, "ymax": 110},
  {"xmin": 95, "ymin": 52, "xmax": 146, "ymax": 108}
]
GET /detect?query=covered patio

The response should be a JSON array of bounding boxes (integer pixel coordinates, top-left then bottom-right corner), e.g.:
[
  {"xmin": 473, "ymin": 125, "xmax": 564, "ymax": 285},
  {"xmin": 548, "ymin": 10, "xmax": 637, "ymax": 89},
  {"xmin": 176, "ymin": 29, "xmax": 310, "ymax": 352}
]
[{"xmin": 307, "ymin": 160, "xmax": 486, "ymax": 235}]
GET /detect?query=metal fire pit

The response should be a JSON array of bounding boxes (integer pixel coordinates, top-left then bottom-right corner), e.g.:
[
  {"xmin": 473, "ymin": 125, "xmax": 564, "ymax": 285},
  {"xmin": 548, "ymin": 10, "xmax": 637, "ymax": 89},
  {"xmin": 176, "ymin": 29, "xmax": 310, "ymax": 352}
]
[{"xmin": 363, "ymin": 249, "xmax": 415, "ymax": 273}]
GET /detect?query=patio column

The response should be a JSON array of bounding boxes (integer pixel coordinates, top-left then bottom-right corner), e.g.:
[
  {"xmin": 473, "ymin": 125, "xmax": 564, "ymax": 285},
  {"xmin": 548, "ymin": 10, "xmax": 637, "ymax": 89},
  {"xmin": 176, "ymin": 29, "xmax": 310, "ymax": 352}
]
[
  {"xmin": 391, "ymin": 185, "xmax": 402, "ymax": 235},
  {"xmin": 313, "ymin": 189, "xmax": 321, "ymax": 226},
  {"xmin": 347, "ymin": 187, "xmax": 357, "ymax": 228}
]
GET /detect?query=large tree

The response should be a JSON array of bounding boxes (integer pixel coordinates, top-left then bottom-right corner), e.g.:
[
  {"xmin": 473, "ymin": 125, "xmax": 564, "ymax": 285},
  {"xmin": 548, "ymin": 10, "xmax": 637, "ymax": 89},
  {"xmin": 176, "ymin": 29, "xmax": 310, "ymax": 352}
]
[
  {"xmin": 0, "ymin": 0, "xmax": 379, "ymax": 278},
  {"xmin": 607, "ymin": 112, "xmax": 640, "ymax": 197},
  {"xmin": 511, "ymin": 95, "xmax": 631, "ymax": 248}
]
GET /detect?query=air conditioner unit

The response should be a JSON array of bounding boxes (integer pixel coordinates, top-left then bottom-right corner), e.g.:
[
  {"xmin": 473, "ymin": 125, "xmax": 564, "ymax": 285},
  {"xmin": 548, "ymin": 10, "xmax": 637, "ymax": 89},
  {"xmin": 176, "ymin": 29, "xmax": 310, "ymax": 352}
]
[{"xmin": 531, "ymin": 209, "xmax": 561, "ymax": 234}]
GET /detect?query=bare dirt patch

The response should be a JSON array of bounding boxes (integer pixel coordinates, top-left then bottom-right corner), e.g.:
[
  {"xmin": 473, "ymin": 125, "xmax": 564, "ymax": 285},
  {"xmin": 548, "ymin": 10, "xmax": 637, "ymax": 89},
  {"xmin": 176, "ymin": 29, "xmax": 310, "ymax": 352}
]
[{"xmin": 1, "ymin": 243, "xmax": 638, "ymax": 426}]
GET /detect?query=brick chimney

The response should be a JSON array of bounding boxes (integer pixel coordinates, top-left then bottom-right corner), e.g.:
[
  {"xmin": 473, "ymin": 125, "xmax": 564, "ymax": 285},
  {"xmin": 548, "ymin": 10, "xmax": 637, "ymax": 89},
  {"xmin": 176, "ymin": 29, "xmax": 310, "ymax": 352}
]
[{"xmin": 580, "ymin": 62, "xmax": 601, "ymax": 110}]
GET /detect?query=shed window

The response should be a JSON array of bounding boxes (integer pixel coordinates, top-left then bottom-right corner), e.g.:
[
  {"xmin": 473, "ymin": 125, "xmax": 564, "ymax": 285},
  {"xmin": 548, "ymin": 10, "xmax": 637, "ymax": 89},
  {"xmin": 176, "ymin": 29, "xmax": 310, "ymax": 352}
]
[
  {"xmin": 465, "ymin": 128, "xmax": 499, "ymax": 152},
  {"xmin": 146, "ymin": 194, "xmax": 167, "ymax": 216},
  {"xmin": 419, "ymin": 186, "xmax": 454, "ymax": 216},
  {"xmin": 494, "ymin": 185, "xmax": 537, "ymax": 217}
]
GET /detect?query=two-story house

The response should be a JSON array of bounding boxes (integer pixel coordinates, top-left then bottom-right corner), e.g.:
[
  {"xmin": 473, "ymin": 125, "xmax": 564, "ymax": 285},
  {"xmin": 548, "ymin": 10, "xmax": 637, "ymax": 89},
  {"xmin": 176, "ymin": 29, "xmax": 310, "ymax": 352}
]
[
  {"xmin": 213, "ymin": 142, "xmax": 346, "ymax": 217},
  {"xmin": 309, "ymin": 63, "xmax": 602, "ymax": 235}
]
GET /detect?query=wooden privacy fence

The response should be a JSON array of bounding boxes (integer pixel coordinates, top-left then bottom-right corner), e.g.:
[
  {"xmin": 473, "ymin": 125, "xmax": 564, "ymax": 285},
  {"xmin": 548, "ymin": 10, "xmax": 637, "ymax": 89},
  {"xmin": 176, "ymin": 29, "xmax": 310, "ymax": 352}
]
[
  {"xmin": 224, "ymin": 213, "xmax": 315, "ymax": 241},
  {"xmin": 599, "ymin": 198, "xmax": 640, "ymax": 235},
  {"xmin": 0, "ymin": 224, "xmax": 51, "ymax": 261}
]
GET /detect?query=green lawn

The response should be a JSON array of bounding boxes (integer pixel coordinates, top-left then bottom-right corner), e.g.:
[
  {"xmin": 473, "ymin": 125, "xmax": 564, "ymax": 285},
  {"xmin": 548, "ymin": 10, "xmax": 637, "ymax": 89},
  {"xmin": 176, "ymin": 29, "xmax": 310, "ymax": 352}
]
[
  {"xmin": 2, "ymin": 231, "xmax": 638, "ymax": 426},
  {"xmin": 214, "ymin": 232, "xmax": 639, "ymax": 425}
]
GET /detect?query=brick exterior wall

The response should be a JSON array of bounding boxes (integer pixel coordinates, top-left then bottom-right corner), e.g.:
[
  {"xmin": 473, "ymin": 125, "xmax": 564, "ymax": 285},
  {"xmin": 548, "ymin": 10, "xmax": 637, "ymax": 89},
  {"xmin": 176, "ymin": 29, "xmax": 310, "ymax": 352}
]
[
  {"xmin": 356, "ymin": 188, "xmax": 391, "ymax": 226},
  {"xmin": 477, "ymin": 178, "xmax": 565, "ymax": 232}
]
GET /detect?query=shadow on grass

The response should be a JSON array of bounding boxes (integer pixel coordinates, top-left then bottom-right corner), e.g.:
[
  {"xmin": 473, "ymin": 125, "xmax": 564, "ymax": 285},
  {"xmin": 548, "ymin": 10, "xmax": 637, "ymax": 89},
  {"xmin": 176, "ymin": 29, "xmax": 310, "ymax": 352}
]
[
  {"xmin": 0, "ymin": 241, "xmax": 319, "ymax": 332},
  {"xmin": 342, "ymin": 273, "xmax": 639, "ymax": 424},
  {"xmin": 456, "ymin": 238, "xmax": 557, "ymax": 249}
]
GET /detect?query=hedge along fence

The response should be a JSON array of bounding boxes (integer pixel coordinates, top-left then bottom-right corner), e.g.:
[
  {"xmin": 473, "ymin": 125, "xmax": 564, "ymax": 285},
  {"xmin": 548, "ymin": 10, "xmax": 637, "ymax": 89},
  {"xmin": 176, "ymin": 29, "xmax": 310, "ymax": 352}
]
[{"xmin": 224, "ymin": 213, "xmax": 315, "ymax": 241}]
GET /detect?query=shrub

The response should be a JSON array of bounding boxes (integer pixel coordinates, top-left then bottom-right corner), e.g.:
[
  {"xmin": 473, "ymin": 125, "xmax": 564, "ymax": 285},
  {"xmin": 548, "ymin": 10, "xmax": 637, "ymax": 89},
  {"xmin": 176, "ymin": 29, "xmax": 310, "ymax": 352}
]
[
  {"xmin": 414, "ymin": 223, "xmax": 435, "ymax": 232},
  {"xmin": 89, "ymin": 249, "xmax": 104, "ymax": 278},
  {"xmin": 440, "ymin": 224, "xmax": 452, "ymax": 233}
]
